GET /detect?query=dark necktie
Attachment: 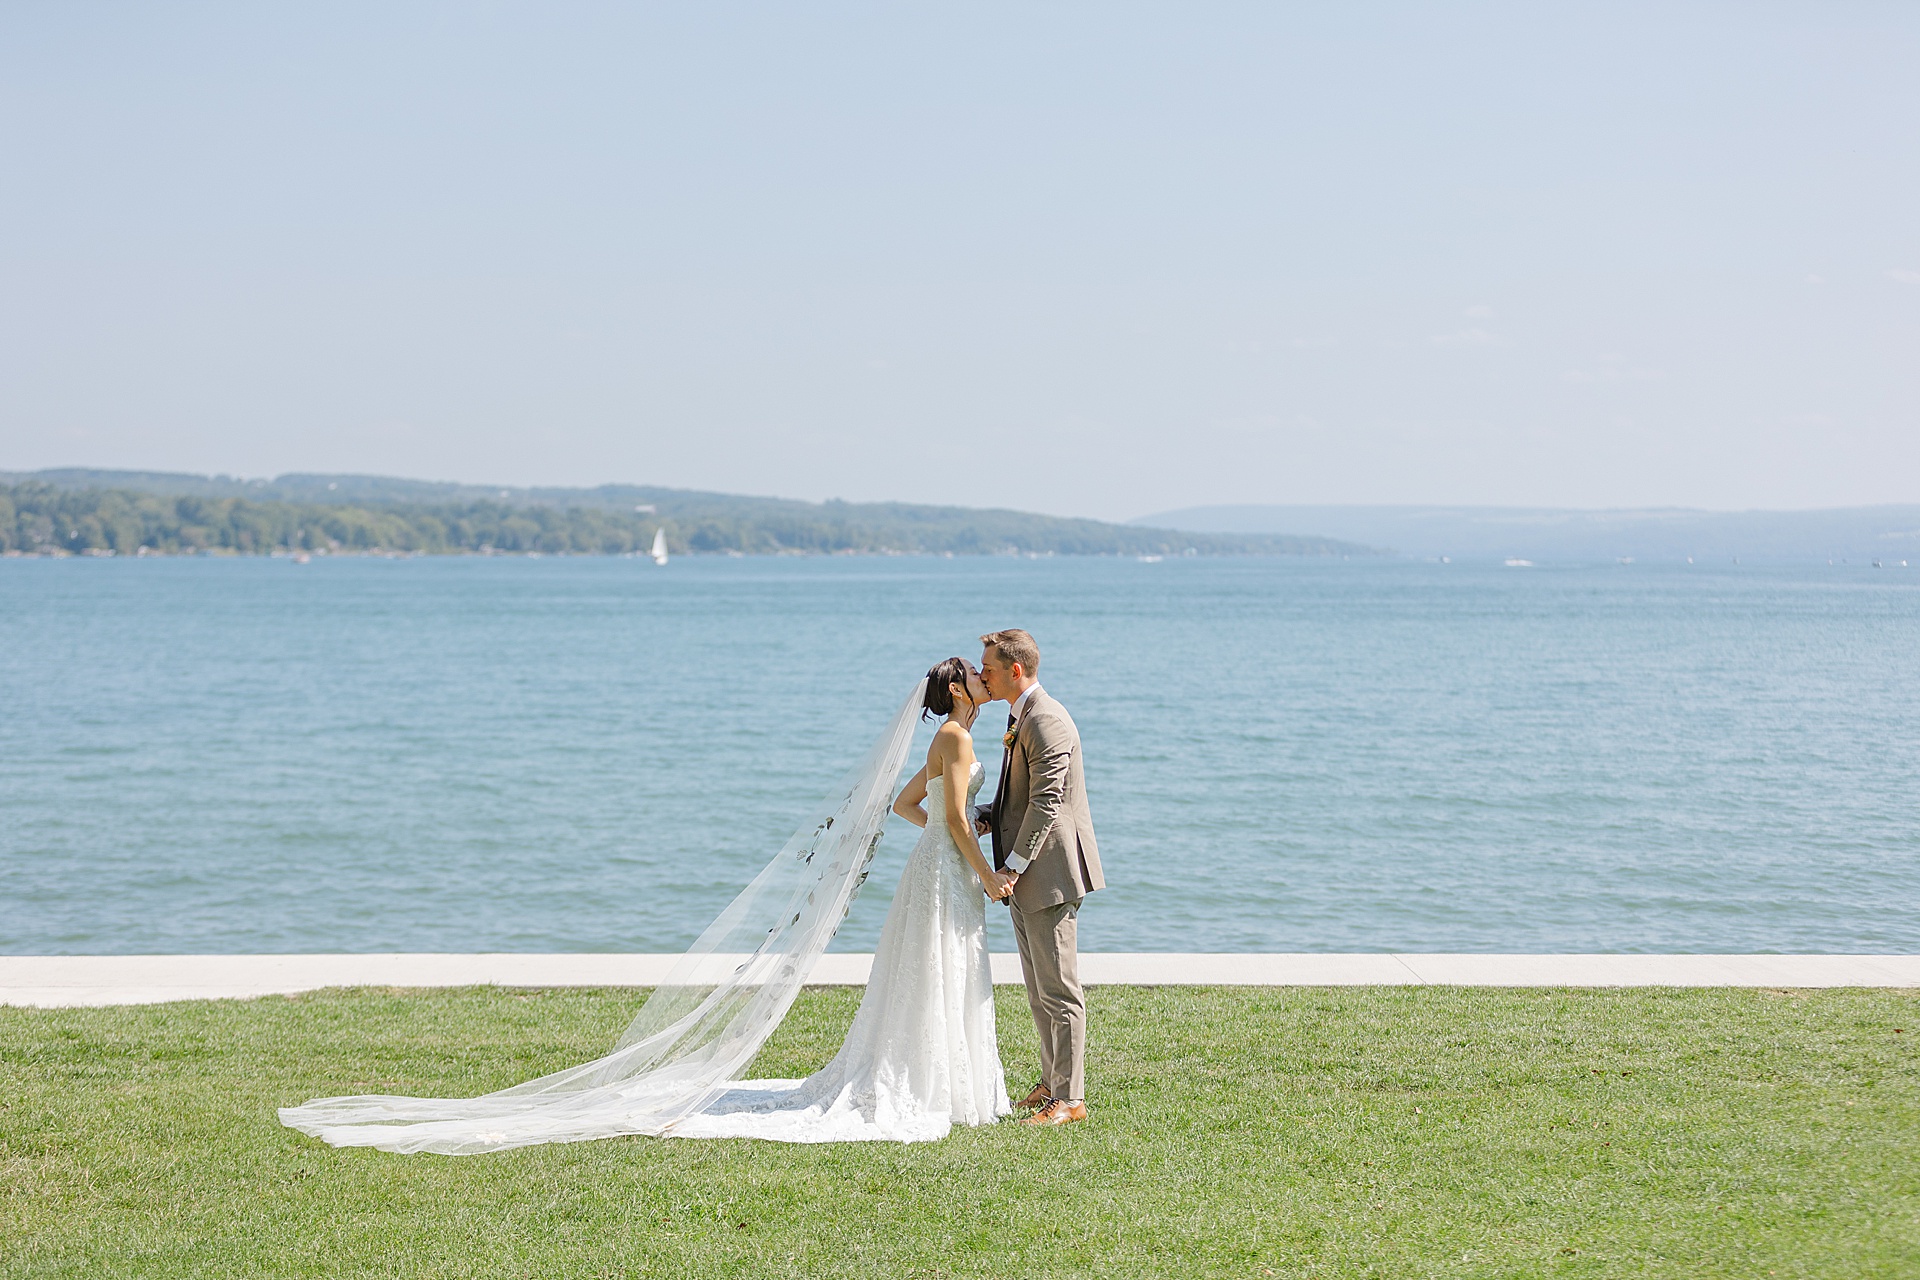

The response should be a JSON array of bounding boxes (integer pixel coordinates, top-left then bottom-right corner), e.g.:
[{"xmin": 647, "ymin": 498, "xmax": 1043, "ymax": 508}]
[{"xmin": 991, "ymin": 712, "xmax": 1017, "ymax": 869}]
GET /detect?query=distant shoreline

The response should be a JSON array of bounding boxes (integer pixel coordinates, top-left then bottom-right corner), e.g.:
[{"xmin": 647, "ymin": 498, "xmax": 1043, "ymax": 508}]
[
  {"xmin": 0, "ymin": 546, "xmax": 1354, "ymax": 560},
  {"xmin": 1137, "ymin": 501, "xmax": 1920, "ymax": 564},
  {"xmin": 3, "ymin": 473, "xmax": 1373, "ymax": 559},
  {"xmin": 5, "ymin": 546, "xmax": 1910, "ymax": 566}
]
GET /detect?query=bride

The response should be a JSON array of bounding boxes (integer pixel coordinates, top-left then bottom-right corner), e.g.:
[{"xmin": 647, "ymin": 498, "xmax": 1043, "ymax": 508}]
[{"xmin": 280, "ymin": 658, "xmax": 1014, "ymax": 1151}]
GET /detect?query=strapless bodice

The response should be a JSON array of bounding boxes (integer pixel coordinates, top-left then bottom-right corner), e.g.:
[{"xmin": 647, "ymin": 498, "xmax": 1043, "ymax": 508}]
[{"xmin": 926, "ymin": 760, "xmax": 985, "ymax": 804}]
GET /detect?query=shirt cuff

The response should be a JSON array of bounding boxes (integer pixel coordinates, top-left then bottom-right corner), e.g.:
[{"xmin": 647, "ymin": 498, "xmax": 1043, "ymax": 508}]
[{"xmin": 1005, "ymin": 852, "xmax": 1031, "ymax": 873}]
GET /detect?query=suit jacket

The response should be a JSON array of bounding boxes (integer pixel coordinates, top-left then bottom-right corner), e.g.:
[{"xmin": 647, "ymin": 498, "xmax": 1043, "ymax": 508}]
[{"xmin": 982, "ymin": 689, "xmax": 1104, "ymax": 910}]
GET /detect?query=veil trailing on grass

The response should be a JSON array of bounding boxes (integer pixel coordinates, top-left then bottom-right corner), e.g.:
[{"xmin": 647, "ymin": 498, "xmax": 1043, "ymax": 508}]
[{"xmin": 279, "ymin": 678, "xmax": 929, "ymax": 1155}]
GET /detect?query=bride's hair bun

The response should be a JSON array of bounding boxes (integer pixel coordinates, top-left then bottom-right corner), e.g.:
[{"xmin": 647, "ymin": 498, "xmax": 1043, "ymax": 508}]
[{"xmin": 922, "ymin": 657, "xmax": 972, "ymax": 721}]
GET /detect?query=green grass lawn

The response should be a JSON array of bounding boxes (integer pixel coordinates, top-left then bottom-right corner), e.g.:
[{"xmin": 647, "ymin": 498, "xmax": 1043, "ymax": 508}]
[{"xmin": 2, "ymin": 984, "xmax": 1915, "ymax": 1278}]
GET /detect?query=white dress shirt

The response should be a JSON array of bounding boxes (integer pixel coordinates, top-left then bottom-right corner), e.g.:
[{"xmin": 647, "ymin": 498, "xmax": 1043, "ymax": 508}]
[{"xmin": 1008, "ymin": 682, "xmax": 1043, "ymax": 726}]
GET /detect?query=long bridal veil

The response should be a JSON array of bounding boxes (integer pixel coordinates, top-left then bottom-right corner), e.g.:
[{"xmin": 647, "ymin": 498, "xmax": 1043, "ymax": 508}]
[{"xmin": 280, "ymin": 678, "xmax": 929, "ymax": 1155}]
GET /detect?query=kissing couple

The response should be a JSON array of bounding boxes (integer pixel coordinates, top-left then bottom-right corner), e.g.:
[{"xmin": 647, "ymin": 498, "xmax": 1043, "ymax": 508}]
[{"xmin": 282, "ymin": 628, "xmax": 1104, "ymax": 1151}]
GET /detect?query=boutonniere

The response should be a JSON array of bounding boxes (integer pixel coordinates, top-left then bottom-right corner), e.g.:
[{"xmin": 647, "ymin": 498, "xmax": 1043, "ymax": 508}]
[{"xmin": 1003, "ymin": 727, "xmax": 1018, "ymax": 750}]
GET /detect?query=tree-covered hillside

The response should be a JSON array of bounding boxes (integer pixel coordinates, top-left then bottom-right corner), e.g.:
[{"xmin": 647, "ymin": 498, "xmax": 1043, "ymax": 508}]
[{"xmin": 0, "ymin": 475, "xmax": 1371, "ymax": 557}]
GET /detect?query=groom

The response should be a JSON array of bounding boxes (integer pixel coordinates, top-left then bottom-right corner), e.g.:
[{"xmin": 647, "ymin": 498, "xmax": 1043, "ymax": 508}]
[{"xmin": 973, "ymin": 628, "xmax": 1104, "ymax": 1127}]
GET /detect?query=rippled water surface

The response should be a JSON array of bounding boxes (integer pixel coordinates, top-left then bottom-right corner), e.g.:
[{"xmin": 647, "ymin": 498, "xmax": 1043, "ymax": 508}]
[{"xmin": 4, "ymin": 555, "xmax": 1916, "ymax": 954}]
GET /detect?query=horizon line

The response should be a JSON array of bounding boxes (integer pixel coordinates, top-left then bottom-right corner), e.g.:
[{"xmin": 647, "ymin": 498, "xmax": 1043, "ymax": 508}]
[{"xmin": 9, "ymin": 466, "xmax": 1920, "ymax": 523}]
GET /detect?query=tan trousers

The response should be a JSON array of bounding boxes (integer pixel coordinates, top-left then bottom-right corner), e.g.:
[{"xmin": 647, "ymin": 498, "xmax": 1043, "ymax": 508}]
[{"xmin": 1011, "ymin": 898, "xmax": 1085, "ymax": 1103}]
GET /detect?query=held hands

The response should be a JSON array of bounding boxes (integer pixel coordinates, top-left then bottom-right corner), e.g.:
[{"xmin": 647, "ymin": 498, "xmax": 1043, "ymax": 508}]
[{"xmin": 981, "ymin": 869, "xmax": 1018, "ymax": 901}]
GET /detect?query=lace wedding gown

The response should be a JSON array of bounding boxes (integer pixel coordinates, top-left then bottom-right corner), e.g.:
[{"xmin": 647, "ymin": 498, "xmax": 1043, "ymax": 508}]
[
  {"xmin": 280, "ymin": 681, "xmax": 1004, "ymax": 1152},
  {"xmin": 671, "ymin": 760, "xmax": 1010, "ymax": 1141}
]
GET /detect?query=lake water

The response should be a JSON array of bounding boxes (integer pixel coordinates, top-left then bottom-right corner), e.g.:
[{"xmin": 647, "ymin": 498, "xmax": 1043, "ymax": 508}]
[{"xmin": 4, "ymin": 555, "xmax": 1917, "ymax": 956}]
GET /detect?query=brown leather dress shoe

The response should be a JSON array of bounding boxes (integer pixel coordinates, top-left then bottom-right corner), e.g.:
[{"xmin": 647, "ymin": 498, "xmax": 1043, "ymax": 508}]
[
  {"xmin": 1020, "ymin": 1099, "xmax": 1088, "ymax": 1126},
  {"xmin": 1016, "ymin": 1084, "xmax": 1053, "ymax": 1111}
]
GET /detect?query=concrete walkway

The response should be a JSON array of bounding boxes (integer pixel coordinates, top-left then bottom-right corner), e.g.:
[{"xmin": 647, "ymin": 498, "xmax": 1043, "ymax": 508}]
[{"xmin": 2, "ymin": 953, "xmax": 1914, "ymax": 1007}]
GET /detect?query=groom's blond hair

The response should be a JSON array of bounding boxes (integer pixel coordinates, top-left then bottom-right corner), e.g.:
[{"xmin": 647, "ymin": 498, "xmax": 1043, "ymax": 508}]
[{"xmin": 980, "ymin": 629, "xmax": 1040, "ymax": 676}]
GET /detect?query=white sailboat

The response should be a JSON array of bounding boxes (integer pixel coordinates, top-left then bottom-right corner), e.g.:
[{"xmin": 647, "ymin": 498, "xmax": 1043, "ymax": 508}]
[{"xmin": 650, "ymin": 527, "xmax": 669, "ymax": 566}]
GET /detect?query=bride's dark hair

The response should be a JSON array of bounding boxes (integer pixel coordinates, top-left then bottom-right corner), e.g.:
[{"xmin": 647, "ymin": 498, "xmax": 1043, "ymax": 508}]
[{"xmin": 922, "ymin": 657, "xmax": 973, "ymax": 721}]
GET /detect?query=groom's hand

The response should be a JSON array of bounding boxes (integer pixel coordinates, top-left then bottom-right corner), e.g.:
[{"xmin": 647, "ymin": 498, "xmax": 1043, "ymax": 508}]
[{"xmin": 974, "ymin": 816, "xmax": 991, "ymax": 836}]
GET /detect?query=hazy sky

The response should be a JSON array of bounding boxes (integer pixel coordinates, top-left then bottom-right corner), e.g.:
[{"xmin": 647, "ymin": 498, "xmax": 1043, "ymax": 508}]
[{"xmin": 3, "ymin": 3, "xmax": 1916, "ymax": 520}]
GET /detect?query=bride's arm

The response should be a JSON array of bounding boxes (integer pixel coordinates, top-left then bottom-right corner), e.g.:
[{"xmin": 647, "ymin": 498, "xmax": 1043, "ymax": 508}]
[
  {"xmin": 938, "ymin": 731, "xmax": 1005, "ymax": 892},
  {"xmin": 892, "ymin": 765, "xmax": 930, "ymax": 828}
]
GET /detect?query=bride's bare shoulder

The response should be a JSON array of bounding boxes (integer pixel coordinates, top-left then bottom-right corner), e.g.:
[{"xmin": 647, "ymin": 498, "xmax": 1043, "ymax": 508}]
[{"xmin": 931, "ymin": 720, "xmax": 975, "ymax": 759}]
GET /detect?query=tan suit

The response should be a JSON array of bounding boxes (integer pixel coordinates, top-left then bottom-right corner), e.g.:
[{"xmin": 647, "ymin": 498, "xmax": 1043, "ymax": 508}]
[{"xmin": 978, "ymin": 688, "xmax": 1103, "ymax": 1102}]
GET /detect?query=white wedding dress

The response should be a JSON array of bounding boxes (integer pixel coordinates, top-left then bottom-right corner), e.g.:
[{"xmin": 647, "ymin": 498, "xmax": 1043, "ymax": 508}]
[
  {"xmin": 281, "ymin": 681, "xmax": 1005, "ymax": 1152},
  {"xmin": 672, "ymin": 760, "xmax": 1010, "ymax": 1141}
]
